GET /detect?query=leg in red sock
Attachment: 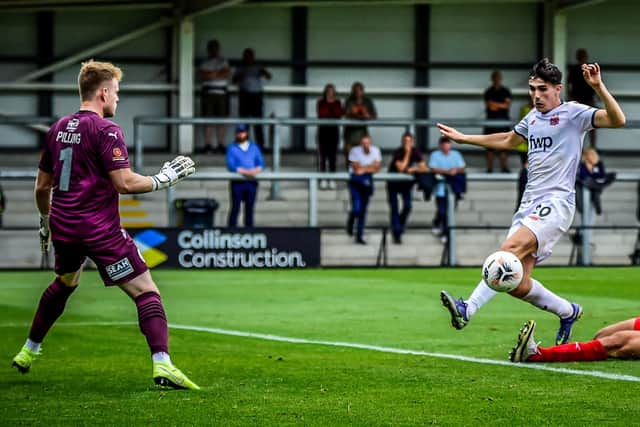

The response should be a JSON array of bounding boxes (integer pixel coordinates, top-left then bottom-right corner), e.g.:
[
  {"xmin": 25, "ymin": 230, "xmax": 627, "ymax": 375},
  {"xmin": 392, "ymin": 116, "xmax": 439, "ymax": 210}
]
[
  {"xmin": 528, "ymin": 339, "xmax": 608, "ymax": 362},
  {"xmin": 135, "ymin": 291, "xmax": 169, "ymax": 354}
]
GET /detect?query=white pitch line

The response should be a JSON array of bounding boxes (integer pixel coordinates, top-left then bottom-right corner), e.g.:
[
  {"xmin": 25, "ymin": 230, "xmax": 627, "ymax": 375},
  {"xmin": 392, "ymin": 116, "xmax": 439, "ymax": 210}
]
[{"xmin": 3, "ymin": 321, "xmax": 639, "ymax": 382}]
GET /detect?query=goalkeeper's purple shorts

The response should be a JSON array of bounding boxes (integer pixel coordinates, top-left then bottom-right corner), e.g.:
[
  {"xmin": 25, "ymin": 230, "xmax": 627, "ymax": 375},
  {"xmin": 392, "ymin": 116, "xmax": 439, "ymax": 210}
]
[{"xmin": 52, "ymin": 227, "xmax": 148, "ymax": 286}]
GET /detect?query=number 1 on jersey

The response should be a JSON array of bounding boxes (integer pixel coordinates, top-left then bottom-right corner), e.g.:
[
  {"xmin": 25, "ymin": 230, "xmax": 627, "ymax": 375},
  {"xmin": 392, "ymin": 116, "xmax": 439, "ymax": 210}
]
[{"xmin": 59, "ymin": 147, "xmax": 73, "ymax": 192}]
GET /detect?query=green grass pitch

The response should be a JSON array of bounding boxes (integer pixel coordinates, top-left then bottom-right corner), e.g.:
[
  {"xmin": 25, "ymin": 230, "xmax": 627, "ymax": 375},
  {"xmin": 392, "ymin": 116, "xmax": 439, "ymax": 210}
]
[{"xmin": 2, "ymin": 268, "xmax": 640, "ymax": 425}]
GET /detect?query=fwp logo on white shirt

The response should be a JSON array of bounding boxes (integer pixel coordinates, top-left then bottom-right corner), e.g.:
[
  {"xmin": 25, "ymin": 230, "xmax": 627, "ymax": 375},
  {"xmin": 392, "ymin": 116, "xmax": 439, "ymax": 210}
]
[{"xmin": 529, "ymin": 136, "xmax": 553, "ymax": 152}]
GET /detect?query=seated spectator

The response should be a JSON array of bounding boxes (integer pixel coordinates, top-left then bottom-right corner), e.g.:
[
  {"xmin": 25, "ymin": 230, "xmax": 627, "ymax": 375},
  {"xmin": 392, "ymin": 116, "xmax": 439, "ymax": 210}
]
[
  {"xmin": 387, "ymin": 132, "xmax": 427, "ymax": 244},
  {"xmin": 343, "ymin": 82, "xmax": 377, "ymax": 169},
  {"xmin": 317, "ymin": 83, "xmax": 344, "ymax": 190},
  {"xmin": 225, "ymin": 124, "xmax": 265, "ymax": 227},
  {"xmin": 428, "ymin": 136, "xmax": 466, "ymax": 243},
  {"xmin": 347, "ymin": 134, "xmax": 381, "ymax": 244},
  {"xmin": 199, "ymin": 39, "xmax": 231, "ymax": 154}
]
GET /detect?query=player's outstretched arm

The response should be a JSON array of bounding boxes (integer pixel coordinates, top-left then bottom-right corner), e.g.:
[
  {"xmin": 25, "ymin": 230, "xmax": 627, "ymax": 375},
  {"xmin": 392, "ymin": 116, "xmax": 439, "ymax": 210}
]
[
  {"xmin": 436, "ymin": 123, "xmax": 523, "ymax": 151},
  {"xmin": 109, "ymin": 156, "xmax": 196, "ymax": 194},
  {"xmin": 584, "ymin": 63, "xmax": 626, "ymax": 128}
]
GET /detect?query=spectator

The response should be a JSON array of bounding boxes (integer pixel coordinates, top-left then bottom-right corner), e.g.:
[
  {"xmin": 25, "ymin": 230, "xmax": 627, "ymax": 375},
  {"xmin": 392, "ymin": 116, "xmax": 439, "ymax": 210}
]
[
  {"xmin": 568, "ymin": 49, "xmax": 597, "ymax": 147},
  {"xmin": 387, "ymin": 132, "xmax": 427, "ymax": 244},
  {"xmin": 484, "ymin": 70, "xmax": 512, "ymax": 173},
  {"xmin": 343, "ymin": 82, "xmax": 377, "ymax": 169},
  {"xmin": 574, "ymin": 148, "xmax": 615, "ymax": 252},
  {"xmin": 316, "ymin": 83, "xmax": 344, "ymax": 190},
  {"xmin": 515, "ymin": 99, "xmax": 533, "ymax": 210},
  {"xmin": 0, "ymin": 183, "xmax": 5, "ymax": 228},
  {"xmin": 199, "ymin": 39, "xmax": 231, "ymax": 154},
  {"xmin": 347, "ymin": 134, "xmax": 381, "ymax": 244},
  {"xmin": 226, "ymin": 124, "xmax": 265, "ymax": 227},
  {"xmin": 232, "ymin": 48, "xmax": 272, "ymax": 151},
  {"xmin": 428, "ymin": 136, "xmax": 466, "ymax": 243}
]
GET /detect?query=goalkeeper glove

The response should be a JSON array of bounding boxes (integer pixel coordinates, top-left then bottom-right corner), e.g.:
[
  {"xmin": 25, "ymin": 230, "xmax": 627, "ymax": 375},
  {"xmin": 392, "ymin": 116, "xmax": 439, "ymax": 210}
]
[
  {"xmin": 39, "ymin": 214, "xmax": 50, "ymax": 253},
  {"xmin": 151, "ymin": 155, "xmax": 195, "ymax": 191}
]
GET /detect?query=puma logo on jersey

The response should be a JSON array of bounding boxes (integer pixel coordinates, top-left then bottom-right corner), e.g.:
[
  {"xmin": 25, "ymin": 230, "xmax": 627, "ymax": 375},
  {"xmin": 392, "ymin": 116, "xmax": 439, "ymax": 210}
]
[
  {"xmin": 108, "ymin": 132, "xmax": 118, "ymax": 139},
  {"xmin": 528, "ymin": 136, "xmax": 553, "ymax": 152}
]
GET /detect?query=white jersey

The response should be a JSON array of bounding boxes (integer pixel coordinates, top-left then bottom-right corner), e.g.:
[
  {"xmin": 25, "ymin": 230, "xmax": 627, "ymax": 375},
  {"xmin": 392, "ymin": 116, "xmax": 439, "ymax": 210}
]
[
  {"xmin": 514, "ymin": 101, "xmax": 597, "ymax": 203},
  {"xmin": 348, "ymin": 145, "xmax": 382, "ymax": 173}
]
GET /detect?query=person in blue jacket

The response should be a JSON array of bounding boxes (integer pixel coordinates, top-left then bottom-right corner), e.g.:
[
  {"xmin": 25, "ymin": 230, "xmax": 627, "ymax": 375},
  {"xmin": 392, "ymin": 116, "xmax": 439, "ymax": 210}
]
[{"xmin": 225, "ymin": 124, "xmax": 265, "ymax": 227}]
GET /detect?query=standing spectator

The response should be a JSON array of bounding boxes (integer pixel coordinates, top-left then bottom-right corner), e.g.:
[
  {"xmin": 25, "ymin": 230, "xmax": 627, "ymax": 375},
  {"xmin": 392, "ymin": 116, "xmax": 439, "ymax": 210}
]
[
  {"xmin": 428, "ymin": 136, "xmax": 466, "ymax": 243},
  {"xmin": 568, "ymin": 49, "xmax": 597, "ymax": 147},
  {"xmin": 484, "ymin": 70, "xmax": 512, "ymax": 173},
  {"xmin": 515, "ymin": 98, "xmax": 533, "ymax": 210},
  {"xmin": 226, "ymin": 124, "xmax": 264, "ymax": 228},
  {"xmin": 343, "ymin": 82, "xmax": 377, "ymax": 169},
  {"xmin": 316, "ymin": 83, "xmax": 344, "ymax": 190},
  {"xmin": 0, "ymin": 183, "xmax": 5, "ymax": 228},
  {"xmin": 347, "ymin": 134, "xmax": 381, "ymax": 244},
  {"xmin": 387, "ymin": 132, "xmax": 427, "ymax": 244},
  {"xmin": 199, "ymin": 39, "xmax": 231, "ymax": 154},
  {"xmin": 232, "ymin": 48, "xmax": 272, "ymax": 151}
]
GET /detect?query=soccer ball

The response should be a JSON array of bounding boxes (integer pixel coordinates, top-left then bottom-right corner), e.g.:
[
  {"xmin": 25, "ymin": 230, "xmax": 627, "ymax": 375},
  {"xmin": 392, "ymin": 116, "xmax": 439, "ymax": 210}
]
[{"xmin": 482, "ymin": 251, "xmax": 523, "ymax": 292}]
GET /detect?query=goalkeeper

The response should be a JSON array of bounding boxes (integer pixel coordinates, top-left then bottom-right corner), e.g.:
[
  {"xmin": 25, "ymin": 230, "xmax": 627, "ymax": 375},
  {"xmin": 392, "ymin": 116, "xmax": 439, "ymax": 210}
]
[{"xmin": 11, "ymin": 60, "xmax": 199, "ymax": 390}]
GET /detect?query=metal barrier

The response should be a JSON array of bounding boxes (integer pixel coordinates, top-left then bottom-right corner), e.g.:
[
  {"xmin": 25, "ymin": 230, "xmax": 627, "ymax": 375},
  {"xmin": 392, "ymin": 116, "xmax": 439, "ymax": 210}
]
[{"xmin": 4, "ymin": 169, "xmax": 637, "ymax": 266}]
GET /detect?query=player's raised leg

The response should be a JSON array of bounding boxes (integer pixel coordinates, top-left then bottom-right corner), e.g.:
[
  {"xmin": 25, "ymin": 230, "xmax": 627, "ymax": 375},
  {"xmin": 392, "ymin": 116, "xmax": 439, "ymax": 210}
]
[
  {"xmin": 119, "ymin": 271, "xmax": 200, "ymax": 390},
  {"xmin": 12, "ymin": 269, "xmax": 81, "ymax": 374}
]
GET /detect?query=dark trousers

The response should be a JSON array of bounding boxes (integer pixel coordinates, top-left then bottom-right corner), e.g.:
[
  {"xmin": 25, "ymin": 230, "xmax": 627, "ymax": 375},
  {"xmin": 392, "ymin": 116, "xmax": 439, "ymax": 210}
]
[
  {"xmin": 228, "ymin": 181, "xmax": 258, "ymax": 227},
  {"xmin": 433, "ymin": 196, "xmax": 448, "ymax": 235},
  {"xmin": 347, "ymin": 182, "xmax": 371, "ymax": 240},
  {"xmin": 317, "ymin": 126, "xmax": 339, "ymax": 172},
  {"xmin": 238, "ymin": 91, "xmax": 265, "ymax": 149},
  {"xmin": 387, "ymin": 184, "xmax": 412, "ymax": 240}
]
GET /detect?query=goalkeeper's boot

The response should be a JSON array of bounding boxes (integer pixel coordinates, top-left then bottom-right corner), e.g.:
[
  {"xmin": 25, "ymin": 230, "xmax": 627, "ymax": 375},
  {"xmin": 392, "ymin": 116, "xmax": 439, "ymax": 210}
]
[
  {"xmin": 510, "ymin": 320, "xmax": 539, "ymax": 363},
  {"xmin": 556, "ymin": 302, "xmax": 583, "ymax": 345},
  {"xmin": 440, "ymin": 290, "xmax": 469, "ymax": 330},
  {"xmin": 153, "ymin": 361, "xmax": 200, "ymax": 390},
  {"xmin": 12, "ymin": 346, "xmax": 40, "ymax": 374}
]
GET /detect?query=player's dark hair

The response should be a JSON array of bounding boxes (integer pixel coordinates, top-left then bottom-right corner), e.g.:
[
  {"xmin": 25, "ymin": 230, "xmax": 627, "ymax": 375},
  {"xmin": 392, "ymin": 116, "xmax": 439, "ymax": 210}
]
[
  {"xmin": 401, "ymin": 131, "xmax": 413, "ymax": 141},
  {"xmin": 529, "ymin": 58, "xmax": 562, "ymax": 85}
]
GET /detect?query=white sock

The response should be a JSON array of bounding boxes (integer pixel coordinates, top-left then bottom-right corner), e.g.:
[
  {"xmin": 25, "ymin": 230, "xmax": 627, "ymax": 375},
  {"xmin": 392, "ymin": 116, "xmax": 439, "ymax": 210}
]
[
  {"xmin": 25, "ymin": 338, "xmax": 41, "ymax": 353},
  {"xmin": 521, "ymin": 278, "xmax": 573, "ymax": 318},
  {"xmin": 152, "ymin": 352, "xmax": 171, "ymax": 364},
  {"xmin": 466, "ymin": 280, "xmax": 498, "ymax": 318}
]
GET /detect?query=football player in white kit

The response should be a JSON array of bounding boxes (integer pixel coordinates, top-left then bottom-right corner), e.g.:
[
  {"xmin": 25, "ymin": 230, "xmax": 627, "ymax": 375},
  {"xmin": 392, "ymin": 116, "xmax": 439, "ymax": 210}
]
[{"xmin": 438, "ymin": 58, "xmax": 625, "ymax": 345}]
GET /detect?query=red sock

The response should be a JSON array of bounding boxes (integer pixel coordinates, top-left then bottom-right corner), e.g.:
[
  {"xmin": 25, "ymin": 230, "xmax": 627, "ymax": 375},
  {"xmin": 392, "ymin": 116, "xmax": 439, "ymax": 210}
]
[
  {"xmin": 29, "ymin": 278, "xmax": 77, "ymax": 343},
  {"xmin": 135, "ymin": 292, "xmax": 169, "ymax": 354},
  {"xmin": 528, "ymin": 339, "xmax": 608, "ymax": 362},
  {"xmin": 633, "ymin": 318, "xmax": 640, "ymax": 331}
]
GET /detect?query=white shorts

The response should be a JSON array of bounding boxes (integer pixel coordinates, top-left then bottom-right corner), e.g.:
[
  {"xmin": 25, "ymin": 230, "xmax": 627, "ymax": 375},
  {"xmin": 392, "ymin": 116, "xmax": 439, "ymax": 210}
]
[{"xmin": 507, "ymin": 197, "xmax": 575, "ymax": 263}]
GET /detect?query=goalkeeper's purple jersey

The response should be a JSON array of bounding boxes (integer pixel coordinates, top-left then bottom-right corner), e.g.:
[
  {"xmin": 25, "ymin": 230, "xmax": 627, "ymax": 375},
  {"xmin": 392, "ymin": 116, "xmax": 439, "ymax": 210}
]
[{"xmin": 39, "ymin": 110, "xmax": 130, "ymax": 242}]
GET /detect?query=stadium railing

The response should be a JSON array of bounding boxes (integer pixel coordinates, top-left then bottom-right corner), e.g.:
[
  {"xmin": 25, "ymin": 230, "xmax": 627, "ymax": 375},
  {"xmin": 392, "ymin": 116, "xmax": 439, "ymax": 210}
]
[{"xmin": 4, "ymin": 169, "xmax": 637, "ymax": 266}]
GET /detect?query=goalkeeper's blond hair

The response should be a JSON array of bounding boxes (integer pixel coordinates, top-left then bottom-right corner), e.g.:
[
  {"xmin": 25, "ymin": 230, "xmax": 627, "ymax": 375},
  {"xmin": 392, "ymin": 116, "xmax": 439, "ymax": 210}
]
[{"xmin": 77, "ymin": 60, "xmax": 123, "ymax": 102}]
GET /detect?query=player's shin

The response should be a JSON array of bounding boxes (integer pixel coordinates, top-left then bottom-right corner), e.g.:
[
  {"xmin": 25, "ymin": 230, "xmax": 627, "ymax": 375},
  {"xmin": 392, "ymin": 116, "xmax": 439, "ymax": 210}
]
[
  {"xmin": 530, "ymin": 340, "xmax": 608, "ymax": 362},
  {"xmin": 520, "ymin": 278, "xmax": 573, "ymax": 318},
  {"xmin": 135, "ymin": 292, "xmax": 169, "ymax": 357},
  {"xmin": 29, "ymin": 277, "xmax": 77, "ymax": 343},
  {"xmin": 465, "ymin": 280, "xmax": 498, "ymax": 318}
]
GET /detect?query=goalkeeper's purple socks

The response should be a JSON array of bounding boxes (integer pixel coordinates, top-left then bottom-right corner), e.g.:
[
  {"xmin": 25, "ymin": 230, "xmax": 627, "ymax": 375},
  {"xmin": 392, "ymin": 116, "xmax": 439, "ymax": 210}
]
[
  {"xmin": 135, "ymin": 292, "xmax": 169, "ymax": 354},
  {"xmin": 29, "ymin": 278, "xmax": 77, "ymax": 343}
]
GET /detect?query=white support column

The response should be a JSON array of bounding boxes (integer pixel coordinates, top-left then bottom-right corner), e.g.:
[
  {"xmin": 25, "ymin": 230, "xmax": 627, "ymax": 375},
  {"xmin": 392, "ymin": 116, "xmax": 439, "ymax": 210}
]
[
  {"xmin": 178, "ymin": 16, "xmax": 194, "ymax": 154},
  {"xmin": 552, "ymin": 10, "xmax": 567, "ymax": 98}
]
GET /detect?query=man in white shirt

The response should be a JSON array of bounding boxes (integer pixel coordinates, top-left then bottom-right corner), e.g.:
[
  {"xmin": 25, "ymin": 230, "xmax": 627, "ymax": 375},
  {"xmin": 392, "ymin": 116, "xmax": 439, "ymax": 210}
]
[
  {"xmin": 347, "ymin": 134, "xmax": 382, "ymax": 244},
  {"xmin": 438, "ymin": 58, "xmax": 625, "ymax": 345},
  {"xmin": 200, "ymin": 39, "xmax": 230, "ymax": 153}
]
